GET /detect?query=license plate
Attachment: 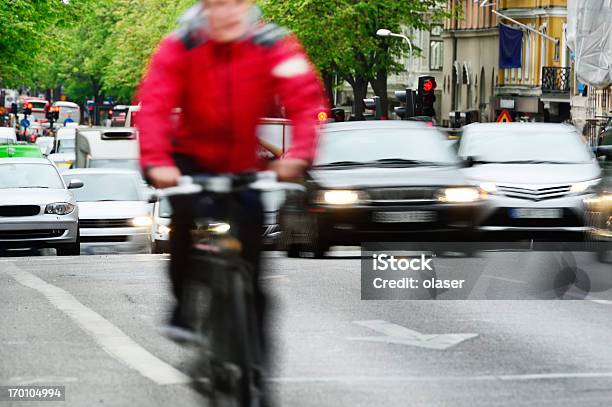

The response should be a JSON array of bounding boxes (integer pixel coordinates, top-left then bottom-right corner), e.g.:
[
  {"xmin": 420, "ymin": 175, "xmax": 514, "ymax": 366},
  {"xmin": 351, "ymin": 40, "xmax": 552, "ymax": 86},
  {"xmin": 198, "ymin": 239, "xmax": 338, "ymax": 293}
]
[
  {"xmin": 509, "ymin": 208, "xmax": 563, "ymax": 219},
  {"xmin": 373, "ymin": 211, "xmax": 436, "ymax": 223}
]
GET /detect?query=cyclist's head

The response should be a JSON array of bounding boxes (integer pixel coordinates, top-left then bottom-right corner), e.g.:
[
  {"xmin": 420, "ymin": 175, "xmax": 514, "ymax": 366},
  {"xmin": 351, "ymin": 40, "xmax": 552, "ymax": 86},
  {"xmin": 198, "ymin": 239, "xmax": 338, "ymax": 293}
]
[{"xmin": 202, "ymin": 0, "xmax": 253, "ymax": 43}]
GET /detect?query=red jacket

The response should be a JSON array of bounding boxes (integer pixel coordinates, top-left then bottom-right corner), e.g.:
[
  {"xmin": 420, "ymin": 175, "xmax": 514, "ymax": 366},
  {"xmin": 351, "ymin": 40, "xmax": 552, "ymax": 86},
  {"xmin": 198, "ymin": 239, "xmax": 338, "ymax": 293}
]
[{"xmin": 136, "ymin": 11, "xmax": 328, "ymax": 173}]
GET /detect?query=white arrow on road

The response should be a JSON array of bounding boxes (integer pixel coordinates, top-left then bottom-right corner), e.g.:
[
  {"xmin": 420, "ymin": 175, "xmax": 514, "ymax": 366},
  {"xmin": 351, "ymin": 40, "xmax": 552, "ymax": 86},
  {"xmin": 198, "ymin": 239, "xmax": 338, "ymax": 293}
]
[{"xmin": 347, "ymin": 320, "xmax": 478, "ymax": 350}]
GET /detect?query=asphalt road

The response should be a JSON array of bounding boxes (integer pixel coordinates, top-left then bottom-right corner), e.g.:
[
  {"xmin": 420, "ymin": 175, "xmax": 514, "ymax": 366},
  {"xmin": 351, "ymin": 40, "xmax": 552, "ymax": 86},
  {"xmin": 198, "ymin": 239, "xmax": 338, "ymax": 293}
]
[{"xmin": 1, "ymin": 250, "xmax": 612, "ymax": 406}]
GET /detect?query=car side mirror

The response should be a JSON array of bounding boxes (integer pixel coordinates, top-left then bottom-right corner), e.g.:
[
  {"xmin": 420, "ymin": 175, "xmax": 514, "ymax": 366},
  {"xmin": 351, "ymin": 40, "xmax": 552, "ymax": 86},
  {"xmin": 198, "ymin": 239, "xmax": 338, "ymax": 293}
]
[{"xmin": 68, "ymin": 179, "xmax": 84, "ymax": 189}]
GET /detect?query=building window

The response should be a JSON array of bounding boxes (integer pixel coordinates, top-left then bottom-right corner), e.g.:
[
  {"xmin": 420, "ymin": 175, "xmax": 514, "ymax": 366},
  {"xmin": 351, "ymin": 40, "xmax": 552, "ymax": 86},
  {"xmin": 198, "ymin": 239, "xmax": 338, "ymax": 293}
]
[
  {"xmin": 429, "ymin": 40, "xmax": 443, "ymax": 71},
  {"xmin": 554, "ymin": 38, "xmax": 560, "ymax": 62}
]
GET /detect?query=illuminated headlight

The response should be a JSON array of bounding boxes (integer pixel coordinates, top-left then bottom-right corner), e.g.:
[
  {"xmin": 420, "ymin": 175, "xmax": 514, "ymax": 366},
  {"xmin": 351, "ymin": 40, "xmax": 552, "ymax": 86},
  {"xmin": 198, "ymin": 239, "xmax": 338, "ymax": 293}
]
[
  {"xmin": 208, "ymin": 222, "xmax": 230, "ymax": 234},
  {"xmin": 314, "ymin": 190, "xmax": 367, "ymax": 205},
  {"xmin": 436, "ymin": 187, "xmax": 482, "ymax": 203},
  {"xmin": 157, "ymin": 224, "xmax": 171, "ymax": 235},
  {"xmin": 45, "ymin": 202, "xmax": 75, "ymax": 215},
  {"xmin": 131, "ymin": 216, "xmax": 153, "ymax": 227},
  {"xmin": 570, "ymin": 179, "xmax": 601, "ymax": 194}
]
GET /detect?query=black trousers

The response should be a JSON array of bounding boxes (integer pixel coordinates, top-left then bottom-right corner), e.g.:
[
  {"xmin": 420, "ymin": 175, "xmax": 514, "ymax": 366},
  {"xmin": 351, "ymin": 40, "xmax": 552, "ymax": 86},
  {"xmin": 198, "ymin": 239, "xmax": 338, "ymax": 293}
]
[{"xmin": 168, "ymin": 155, "xmax": 267, "ymax": 350}]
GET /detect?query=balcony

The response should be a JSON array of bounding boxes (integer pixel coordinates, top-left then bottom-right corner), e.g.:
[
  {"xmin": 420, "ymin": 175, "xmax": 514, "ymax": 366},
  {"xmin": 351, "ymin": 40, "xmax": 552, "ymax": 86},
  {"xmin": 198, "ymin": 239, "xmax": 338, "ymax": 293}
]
[{"xmin": 541, "ymin": 67, "xmax": 571, "ymax": 94}]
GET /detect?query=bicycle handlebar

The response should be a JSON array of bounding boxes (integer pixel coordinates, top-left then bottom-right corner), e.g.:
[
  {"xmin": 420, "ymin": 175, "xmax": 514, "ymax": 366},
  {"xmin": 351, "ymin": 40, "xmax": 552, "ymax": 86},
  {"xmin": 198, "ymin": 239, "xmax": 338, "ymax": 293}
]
[{"xmin": 151, "ymin": 171, "xmax": 305, "ymax": 199}]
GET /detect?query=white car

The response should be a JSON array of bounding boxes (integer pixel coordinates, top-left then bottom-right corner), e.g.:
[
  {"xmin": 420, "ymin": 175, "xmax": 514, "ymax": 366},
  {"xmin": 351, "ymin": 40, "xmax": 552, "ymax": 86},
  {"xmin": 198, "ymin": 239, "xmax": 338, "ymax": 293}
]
[
  {"xmin": 0, "ymin": 127, "xmax": 17, "ymax": 144},
  {"xmin": 35, "ymin": 136, "xmax": 55, "ymax": 156},
  {"xmin": 0, "ymin": 158, "xmax": 82, "ymax": 255},
  {"xmin": 62, "ymin": 168, "xmax": 153, "ymax": 254},
  {"xmin": 48, "ymin": 127, "xmax": 76, "ymax": 169},
  {"xmin": 458, "ymin": 123, "xmax": 601, "ymax": 240}
]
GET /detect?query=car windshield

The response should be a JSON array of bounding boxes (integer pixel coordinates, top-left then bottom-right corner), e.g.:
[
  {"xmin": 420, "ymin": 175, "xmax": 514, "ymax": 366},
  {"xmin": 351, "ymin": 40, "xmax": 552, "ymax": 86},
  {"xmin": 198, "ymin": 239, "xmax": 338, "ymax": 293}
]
[
  {"xmin": 313, "ymin": 128, "xmax": 458, "ymax": 166},
  {"xmin": 158, "ymin": 197, "xmax": 172, "ymax": 218},
  {"xmin": 461, "ymin": 130, "xmax": 593, "ymax": 163},
  {"xmin": 0, "ymin": 163, "xmax": 64, "ymax": 189},
  {"xmin": 65, "ymin": 173, "xmax": 141, "ymax": 201},
  {"xmin": 57, "ymin": 139, "xmax": 75, "ymax": 153},
  {"xmin": 89, "ymin": 159, "xmax": 140, "ymax": 171}
]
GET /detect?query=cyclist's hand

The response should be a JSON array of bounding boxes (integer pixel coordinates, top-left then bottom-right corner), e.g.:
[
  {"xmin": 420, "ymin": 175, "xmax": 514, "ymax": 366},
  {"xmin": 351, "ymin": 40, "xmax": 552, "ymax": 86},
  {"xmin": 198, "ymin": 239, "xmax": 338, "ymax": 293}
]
[
  {"xmin": 147, "ymin": 166, "xmax": 182, "ymax": 188},
  {"xmin": 269, "ymin": 158, "xmax": 308, "ymax": 181}
]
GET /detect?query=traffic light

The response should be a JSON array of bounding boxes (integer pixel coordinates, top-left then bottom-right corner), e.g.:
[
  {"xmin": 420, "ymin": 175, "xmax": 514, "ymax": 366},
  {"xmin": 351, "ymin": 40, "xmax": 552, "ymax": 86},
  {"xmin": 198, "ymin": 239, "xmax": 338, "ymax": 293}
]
[
  {"xmin": 417, "ymin": 76, "xmax": 437, "ymax": 118},
  {"xmin": 10, "ymin": 103, "xmax": 18, "ymax": 114},
  {"xmin": 52, "ymin": 106, "xmax": 59, "ymax": 120},
  {"xmin": 394, "ymin": 89, "xmax": 416, "ymax": 120},
  {"xmin": 363, "ymin": 96, "xmax": 382, "ymax": 120},
  {"xmin": 23, "ymin": 102, "xmax": 33, "ymax": 116}
]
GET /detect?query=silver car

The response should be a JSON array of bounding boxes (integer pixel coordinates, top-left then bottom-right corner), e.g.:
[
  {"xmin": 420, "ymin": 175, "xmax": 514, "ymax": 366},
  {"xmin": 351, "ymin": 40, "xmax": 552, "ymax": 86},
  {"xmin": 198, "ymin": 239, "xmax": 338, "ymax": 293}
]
[
  {"xmin": 458, "ymin": 123, "xmax": 601, "ymax": 240},
  {"xmin": 62, "ymin": 168, "xmax": 153, "ymax": 254},
  {"xmin": 0, "ymin": 158, "xmax": 82, "ymax": 255}
]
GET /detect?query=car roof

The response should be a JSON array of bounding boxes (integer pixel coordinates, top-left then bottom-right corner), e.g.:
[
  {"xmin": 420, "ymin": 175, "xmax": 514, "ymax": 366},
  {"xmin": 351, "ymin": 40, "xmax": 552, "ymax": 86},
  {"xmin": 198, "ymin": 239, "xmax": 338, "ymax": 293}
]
[
  {"xmin": 323, "ymin": 120, "xmax": 430, "ymax": 133},
  {"xmin": 0, "ymin": 157, "xmax": 52, "ymax": 164},
  {"xmin": 463, "ymin": 122, "xmax": 577, "ymax": 133},
  {"xmin": 62, "ymin": 168, "xmax": 142, "ymax": 176},
  {"xmin": 53, "ymin": 101, "xmax": 79, "ymax": 108}
]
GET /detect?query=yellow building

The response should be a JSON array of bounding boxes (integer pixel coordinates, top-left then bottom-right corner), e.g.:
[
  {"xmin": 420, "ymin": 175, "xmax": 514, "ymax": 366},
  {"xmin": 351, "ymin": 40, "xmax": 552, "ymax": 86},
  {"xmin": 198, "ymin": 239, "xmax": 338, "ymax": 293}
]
[
  {"xmin": 442, "ymin": 0, "xmax": 570, "ymax": 126},
  {"xmin": 494, "ymin": 0, "xmax": 571, "ymax": 122}
]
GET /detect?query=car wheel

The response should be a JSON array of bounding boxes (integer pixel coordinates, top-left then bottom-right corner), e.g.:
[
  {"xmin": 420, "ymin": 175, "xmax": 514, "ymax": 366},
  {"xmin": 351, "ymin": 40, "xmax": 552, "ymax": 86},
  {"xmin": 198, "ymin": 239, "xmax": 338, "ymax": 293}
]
[
  {"xmin": 308, "ymin": 216, "xmax": 329, "ymax": 259},
  {"xmin": 56, "ymin": 242, "xmax": 80, "ymax": 256}
]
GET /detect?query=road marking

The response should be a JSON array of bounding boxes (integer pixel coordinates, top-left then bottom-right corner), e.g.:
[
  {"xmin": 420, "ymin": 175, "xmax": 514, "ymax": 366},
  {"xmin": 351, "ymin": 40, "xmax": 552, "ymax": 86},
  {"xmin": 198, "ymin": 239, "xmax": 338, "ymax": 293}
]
[
  {"xmin": 260, "ymin": 275, "xmax": 287, "ymax": 280},
  {"xmin": 268, "ymin": 371, "xmax": 612, "ymax": 384},
  {"xmin": 4, "ymin": 265, "xmax": 190, "ymax": 386},
  {"xmin": 2, "ymin": 377, "xmax": 79, "ymax": 386},
  {"xmin": 347, "ymin": 320, "xmax": 478, "ymax": 350},
  {"xmin": 481, "ymin": 274, "xmax": 526, "ymax": 285}
]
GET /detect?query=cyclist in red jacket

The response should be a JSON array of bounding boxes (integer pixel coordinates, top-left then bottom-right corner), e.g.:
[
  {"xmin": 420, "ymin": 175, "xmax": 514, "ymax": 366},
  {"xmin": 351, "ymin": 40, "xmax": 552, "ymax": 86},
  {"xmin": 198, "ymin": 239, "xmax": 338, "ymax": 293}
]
[{"xmin": 136, "ymin": 0, "xmax": 327, "ymax": 343}]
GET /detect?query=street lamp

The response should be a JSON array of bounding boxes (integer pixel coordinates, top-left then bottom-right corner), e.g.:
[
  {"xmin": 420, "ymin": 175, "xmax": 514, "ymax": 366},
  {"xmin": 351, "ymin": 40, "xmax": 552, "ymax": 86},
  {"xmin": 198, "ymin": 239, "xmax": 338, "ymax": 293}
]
[{"xmin": 376, "ymin": 28, "xmax": 414, "ymax": 84}]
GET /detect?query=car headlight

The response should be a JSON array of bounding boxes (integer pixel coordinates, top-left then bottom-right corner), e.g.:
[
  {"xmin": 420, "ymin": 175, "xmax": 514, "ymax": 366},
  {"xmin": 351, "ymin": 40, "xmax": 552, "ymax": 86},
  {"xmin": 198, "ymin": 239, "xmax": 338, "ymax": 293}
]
[
  {"xmin": 131, "ymin": 216, "xmax": 153, "ymax": 227},
  {"xmin": 45, "ymin": 202, "xmax": 75, "ymax": 215},
  {"xmin": 314, "ymin": 190, "xmax": 367, "ymax": 205},
  {"xmin": 157, "ymin": 224, "xmax": 171, "ymax": 235},
  {"xmin": 207, "ymin": 222, "xmax": 230, "ymax": 234},
  {"xmin": 570, "ymin": 179, "xmax": 601, "ymax": 194},
  {"xmin": 436, "ymin": 187, "xmax": 482, "ymax": 203}
]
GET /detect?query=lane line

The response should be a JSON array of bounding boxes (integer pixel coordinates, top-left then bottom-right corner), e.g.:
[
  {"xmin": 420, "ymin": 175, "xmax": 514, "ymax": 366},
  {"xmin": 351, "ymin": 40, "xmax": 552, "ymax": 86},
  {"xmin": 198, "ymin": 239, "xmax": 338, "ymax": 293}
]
[
  {"xmin": 3, "ymin": 264, "xmax": 190, "ymax": 386},
  {"xmin": 268, "ymin": 371, "xmax": 612, "ymax": 384}
]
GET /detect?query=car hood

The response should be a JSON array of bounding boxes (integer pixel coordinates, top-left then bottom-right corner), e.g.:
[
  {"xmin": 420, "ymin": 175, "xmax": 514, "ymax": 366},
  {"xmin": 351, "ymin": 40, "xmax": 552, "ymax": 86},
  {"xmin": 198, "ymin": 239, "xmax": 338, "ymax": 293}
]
[
  {"xmin": 77, "ymin": 201, "xmax": 151, "ymax": 219},
  {"xmin": 0, "ymin": 188, "xmax": 74, "ymax": 205},
  {"xmin": 309, "ymin": 165, "xmax": 467, "ymax": 189},
  {"xmin": 461, "ymin": 163, "xmax": 601, "ymax": 185},
  {"xmin": 48, "ymin": 153, "xmax": 75, "ymax": 162}
]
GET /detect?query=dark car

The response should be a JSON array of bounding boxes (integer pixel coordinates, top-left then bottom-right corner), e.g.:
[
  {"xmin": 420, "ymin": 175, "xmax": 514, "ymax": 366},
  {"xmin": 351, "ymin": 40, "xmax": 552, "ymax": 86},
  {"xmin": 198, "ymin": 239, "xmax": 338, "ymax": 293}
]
[
  {"xmin": 280, "ymin": 121, "xmax": 484, "ymax": 258},
  {"xmin": 585, "ymin": 149, "xmax": 612, "ymax": 263}
]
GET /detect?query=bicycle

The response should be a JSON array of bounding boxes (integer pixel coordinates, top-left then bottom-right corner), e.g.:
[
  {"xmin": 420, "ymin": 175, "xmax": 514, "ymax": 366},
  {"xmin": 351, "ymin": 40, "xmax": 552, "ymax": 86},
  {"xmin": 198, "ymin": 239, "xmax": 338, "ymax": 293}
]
[{"xmin": 153, "ymin": 171, "xmax": 302, "ymax": 407}]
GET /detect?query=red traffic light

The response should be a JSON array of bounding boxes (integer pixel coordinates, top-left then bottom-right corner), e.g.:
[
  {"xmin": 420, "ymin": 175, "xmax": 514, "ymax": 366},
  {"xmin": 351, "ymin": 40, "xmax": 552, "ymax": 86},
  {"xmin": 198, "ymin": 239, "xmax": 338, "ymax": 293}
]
[{"xmin": 423, "ymin": 80, "xmax": 434, "ymax": 92}]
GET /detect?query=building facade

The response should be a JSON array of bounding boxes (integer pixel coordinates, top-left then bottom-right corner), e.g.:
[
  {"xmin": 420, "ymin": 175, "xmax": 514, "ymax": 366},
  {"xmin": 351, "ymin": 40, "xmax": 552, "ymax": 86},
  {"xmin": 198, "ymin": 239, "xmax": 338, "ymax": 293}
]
[
  {"xmin": 442, "ymin": 0, "xmax": 570, "ymax": 126},
  {"xmin": 442, "ymin": 0, "xmax": 499, "ymax": 127}
]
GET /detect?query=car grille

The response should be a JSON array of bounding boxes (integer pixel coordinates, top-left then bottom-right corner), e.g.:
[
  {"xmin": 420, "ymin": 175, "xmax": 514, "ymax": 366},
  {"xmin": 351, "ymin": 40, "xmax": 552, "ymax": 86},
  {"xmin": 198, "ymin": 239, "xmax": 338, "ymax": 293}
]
[
  {"xmin": 80, "ymin": 219, "xmax": 132, "ymax": 228},
  {"xmin": 367, "ymin": 188, "xmax": 437, "ymax": 204},
  {"xmin": 0, "ymin": 229, "xmax": 65, "ymax": 240},
  {"xmin": 81, "ymin": 235, "xmax": 129, "ymax": 243},
  {"xmin": 482, "ymin": 208, "xmax": 582, "ymax": 228},
  {"xmin": 0, "ymin": 205, "xmax": 41, "ymax": 217},
  {"xmin": 496, "ymin": 184, "xmax": 572, "ymax": 201}
]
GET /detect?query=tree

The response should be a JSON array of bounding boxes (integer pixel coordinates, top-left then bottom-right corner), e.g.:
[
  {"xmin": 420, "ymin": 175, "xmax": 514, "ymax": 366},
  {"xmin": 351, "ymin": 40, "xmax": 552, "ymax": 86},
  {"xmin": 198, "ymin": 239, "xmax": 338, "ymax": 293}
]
[{"xmin": 260, "ymin": 0, "xmax": 449, "ymax": 119}]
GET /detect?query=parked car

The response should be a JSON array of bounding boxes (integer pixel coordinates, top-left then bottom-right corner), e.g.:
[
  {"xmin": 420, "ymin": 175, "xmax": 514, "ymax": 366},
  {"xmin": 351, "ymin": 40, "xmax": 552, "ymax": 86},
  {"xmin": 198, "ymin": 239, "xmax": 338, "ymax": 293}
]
[
  {"xmin": 62, "ymin": 168, "xmax": 152, "ymax": 254},
  {"xmin": 151, "ymin": 197, "xmax": 171, "ymax": 254},
  {"xmin": 458, "ymin": 123, "xmax": 601, "ymax": 241},
  {"xmin": 0, "ymin": 157, "xmax": 81, "ymax": 255},
  {"xmin": 280, "ymin": 121, "xmax": 483, "ymax": 258}
]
